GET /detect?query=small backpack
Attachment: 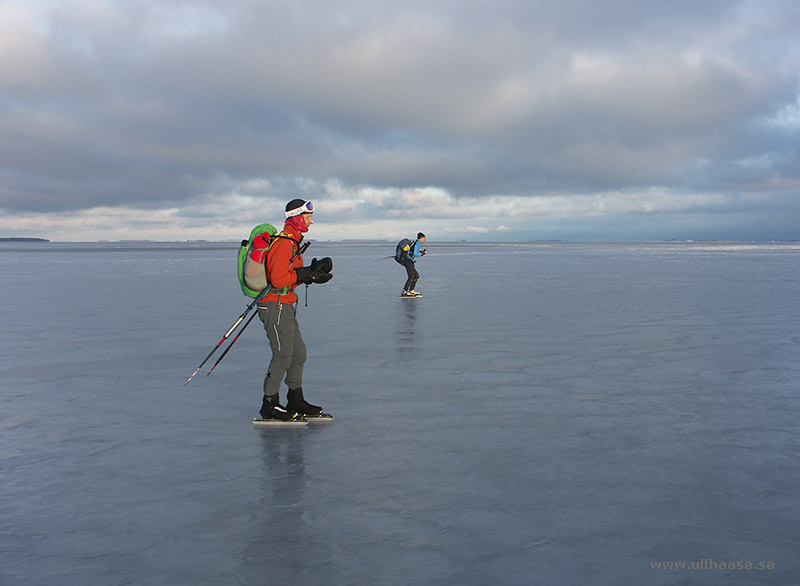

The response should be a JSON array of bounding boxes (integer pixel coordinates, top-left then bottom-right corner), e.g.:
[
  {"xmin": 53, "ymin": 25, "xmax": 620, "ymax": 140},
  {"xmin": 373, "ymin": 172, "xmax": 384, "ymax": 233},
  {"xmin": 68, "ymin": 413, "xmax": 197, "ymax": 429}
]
[
  {"xmin": 237, "ymin": 223, "xmax": 278, "ymax": 298},
  {"xmin": 395, "ymin": 238, "xmax": 414, "ymax": 264}
]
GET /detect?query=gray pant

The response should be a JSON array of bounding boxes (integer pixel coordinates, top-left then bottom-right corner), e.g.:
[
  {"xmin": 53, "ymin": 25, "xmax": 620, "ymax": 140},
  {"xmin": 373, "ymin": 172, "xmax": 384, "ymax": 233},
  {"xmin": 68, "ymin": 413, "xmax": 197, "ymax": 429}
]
[{"xmin": 258, "ymin": 302, "xmax": 306, "ymax": 398}]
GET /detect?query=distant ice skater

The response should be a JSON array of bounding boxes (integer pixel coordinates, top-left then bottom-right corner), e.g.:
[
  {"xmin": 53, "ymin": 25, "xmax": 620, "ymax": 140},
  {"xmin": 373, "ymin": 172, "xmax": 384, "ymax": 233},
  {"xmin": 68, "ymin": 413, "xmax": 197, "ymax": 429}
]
[{"xmin": 395, "ymin": 232, "xmax": 427, "ymax": 298}]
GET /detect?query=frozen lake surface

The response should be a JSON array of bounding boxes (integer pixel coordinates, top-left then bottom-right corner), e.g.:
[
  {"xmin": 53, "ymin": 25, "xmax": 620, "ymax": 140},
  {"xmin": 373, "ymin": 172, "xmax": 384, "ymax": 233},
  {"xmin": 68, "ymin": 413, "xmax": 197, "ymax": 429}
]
[{"xmin": 1, "ymin": 240, "xmax": 799, "ymax": 585}]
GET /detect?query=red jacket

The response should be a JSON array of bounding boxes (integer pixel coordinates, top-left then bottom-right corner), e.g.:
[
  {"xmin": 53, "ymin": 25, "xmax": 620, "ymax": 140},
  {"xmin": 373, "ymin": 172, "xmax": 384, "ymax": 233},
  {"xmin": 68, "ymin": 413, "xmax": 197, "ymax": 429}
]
[{"xmin": 261, "ymin": 227, "xmax": 304, "ymax": 304}]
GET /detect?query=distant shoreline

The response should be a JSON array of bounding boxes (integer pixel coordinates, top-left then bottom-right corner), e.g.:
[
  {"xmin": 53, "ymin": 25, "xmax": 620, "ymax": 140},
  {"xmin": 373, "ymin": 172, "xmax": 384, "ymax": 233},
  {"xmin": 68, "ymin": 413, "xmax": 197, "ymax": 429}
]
[{"xmin": 0, "ymin": 237, "xmax": 50, "ymax": 242}]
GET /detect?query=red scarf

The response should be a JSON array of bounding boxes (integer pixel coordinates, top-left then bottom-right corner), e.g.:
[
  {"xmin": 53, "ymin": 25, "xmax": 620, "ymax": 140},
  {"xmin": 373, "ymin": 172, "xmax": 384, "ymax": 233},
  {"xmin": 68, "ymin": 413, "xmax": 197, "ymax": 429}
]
[{"xmin": 284, "ymin": 215, "xmax": 309, "ymax": 235}]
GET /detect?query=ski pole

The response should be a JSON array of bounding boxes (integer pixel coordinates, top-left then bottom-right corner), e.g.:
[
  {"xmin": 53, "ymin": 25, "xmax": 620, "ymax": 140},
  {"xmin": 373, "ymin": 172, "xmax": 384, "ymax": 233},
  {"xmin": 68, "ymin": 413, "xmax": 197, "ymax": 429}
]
[
  {"xmin": 206, "ymin": 308, "xmax": 260, "ymax": 376},
  {"xmin": 188, "ymin": 240, "xmax": 312, "ymax": 382},
  {"xmin": 184, "ymin": 288, "xmax": 269, "ymax": 385}
]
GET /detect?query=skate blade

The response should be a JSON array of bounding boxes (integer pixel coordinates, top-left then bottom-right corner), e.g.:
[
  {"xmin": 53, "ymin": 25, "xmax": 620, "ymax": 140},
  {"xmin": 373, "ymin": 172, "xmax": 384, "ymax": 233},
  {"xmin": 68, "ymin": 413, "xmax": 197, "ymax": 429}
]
[
  {"xmin": 252, "ymin": 417, "xmax": 309, "ymax": 427},
  {"xmin": 306, "ymin": 413, "xmax": 334, "ymax": 422}
]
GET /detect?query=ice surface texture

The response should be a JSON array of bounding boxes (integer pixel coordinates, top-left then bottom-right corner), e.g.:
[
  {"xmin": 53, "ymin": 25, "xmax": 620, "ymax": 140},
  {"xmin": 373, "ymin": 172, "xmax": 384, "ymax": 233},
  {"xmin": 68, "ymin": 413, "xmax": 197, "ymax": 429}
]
[{"xmin": 1, "ymin": 241, "xmax": 798, "ymax": 585}]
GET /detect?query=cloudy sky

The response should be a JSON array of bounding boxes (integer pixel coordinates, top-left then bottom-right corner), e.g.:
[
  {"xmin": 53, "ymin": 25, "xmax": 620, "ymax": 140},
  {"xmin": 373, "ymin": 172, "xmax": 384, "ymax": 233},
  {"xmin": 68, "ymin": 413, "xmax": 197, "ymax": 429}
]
[{"xmin": 1, "ymin": 0, "xmax": 798, "ymax": 242}]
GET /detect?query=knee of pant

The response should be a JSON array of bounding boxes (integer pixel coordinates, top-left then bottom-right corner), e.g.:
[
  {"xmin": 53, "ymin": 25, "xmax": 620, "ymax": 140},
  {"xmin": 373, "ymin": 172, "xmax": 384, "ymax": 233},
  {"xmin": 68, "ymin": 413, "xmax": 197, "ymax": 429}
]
[{"xmin": 295, "ymin": 341, "xmax": 307, "ymax": 364}]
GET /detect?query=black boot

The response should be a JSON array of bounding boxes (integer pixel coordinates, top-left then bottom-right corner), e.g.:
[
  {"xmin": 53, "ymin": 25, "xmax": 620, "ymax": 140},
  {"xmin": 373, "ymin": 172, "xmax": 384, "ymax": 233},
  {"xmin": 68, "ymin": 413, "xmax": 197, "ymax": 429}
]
[
  {"xmin": 260, "ymin": 394, "xmax": 302, "ymax": 421},
  {"xmin": 286, "ymin": 387, "xmax": 323, "ymax": 417}
]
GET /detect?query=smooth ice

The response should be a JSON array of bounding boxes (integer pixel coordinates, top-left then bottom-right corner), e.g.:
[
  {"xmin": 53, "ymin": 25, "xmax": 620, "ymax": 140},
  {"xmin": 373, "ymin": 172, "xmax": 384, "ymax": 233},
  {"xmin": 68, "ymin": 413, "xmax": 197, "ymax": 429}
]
[{"xmin": 1, "ymin": 241, "xmax": 799, "ymax": 585}]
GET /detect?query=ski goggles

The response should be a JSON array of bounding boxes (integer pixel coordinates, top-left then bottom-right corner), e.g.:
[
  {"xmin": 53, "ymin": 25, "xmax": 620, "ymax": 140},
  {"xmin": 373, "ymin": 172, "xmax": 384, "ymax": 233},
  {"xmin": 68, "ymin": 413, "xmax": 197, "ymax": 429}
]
[{"xmin": 285, "ymin": 200, "xmax": 314, "ymax": 218}]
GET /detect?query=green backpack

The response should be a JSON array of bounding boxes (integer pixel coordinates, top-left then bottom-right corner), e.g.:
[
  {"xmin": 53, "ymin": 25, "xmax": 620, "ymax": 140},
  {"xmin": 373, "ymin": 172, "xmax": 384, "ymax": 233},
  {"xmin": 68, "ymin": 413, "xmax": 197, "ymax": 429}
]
[{"xmin": 237, "ymin": 223, "xmax": 280, "ymax": 298}]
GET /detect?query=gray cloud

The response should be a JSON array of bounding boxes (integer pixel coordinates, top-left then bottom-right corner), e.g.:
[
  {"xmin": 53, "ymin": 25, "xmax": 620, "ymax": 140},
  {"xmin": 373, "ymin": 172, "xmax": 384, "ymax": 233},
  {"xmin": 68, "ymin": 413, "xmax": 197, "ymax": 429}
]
[{"xmin": 1, "ymin": 0, "xmax": 798, "ymax": 240}]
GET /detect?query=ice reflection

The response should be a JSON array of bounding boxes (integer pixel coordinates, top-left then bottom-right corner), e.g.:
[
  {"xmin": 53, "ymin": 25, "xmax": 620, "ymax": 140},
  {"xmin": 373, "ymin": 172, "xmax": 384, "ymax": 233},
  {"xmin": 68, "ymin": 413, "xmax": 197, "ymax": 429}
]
[
  {"xmin": 396, "ymin": 296, "xmax": 418, "ymax": 354},
  {"xmin": 236, "ymin": 430, "xmax": 309, "ymax": 583}
]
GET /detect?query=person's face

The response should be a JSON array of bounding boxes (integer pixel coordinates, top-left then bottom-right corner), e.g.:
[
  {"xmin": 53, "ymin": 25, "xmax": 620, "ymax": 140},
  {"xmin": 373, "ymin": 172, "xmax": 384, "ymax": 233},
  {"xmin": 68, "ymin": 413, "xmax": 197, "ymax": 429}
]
[
  {"xmin": 303, "ymin": 213, "xmax": 314, "ymax": 227},
  {"xmin": 420, "ymin": 236, "xmax": 426, "ymax": 243}
]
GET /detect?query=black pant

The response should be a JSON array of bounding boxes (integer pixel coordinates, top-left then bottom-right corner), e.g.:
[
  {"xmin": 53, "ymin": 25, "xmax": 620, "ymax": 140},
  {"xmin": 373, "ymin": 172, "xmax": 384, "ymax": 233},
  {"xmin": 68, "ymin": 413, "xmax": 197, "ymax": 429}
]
[{"xmin": 402, "ymin": 258, "xmax": 419, "ymax": 291}]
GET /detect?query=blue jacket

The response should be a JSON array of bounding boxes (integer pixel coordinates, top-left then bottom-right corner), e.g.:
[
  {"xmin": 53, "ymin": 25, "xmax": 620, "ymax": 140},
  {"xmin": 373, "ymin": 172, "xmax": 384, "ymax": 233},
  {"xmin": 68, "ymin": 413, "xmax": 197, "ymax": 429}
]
[{"xmin": 409, "ymin": 240, "xmax": 424, "ymax": 262}]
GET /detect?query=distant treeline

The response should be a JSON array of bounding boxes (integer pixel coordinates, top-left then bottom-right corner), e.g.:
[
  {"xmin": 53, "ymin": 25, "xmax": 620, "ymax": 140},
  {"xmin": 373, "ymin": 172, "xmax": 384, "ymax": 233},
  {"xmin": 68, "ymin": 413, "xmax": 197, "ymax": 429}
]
[{"xmin": 0, "ymin": 237, "xmax": 50, "ymax": 242}]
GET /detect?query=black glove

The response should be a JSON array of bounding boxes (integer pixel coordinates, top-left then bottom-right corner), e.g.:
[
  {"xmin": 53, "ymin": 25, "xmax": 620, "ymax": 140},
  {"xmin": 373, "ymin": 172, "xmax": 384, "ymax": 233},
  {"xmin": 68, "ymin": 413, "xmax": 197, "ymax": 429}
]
[{"xmin": 295, "ymin": 257, "xmax": 333, "ymax": 284}]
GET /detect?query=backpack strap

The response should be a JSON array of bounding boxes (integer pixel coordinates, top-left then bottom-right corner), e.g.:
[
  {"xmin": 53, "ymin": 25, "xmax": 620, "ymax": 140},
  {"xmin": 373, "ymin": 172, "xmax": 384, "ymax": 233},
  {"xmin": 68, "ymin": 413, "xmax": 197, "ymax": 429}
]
[
  {"xmin": 407, "ymin": 239, "xmax": 418, "ymax": 260},
  {"xmin": 274, "ymin": 232, "xmax": 302, "ymax": 252},
  {"xmin": 261, "ymin": 232, "xmax": 302, "ymax": 296}
]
